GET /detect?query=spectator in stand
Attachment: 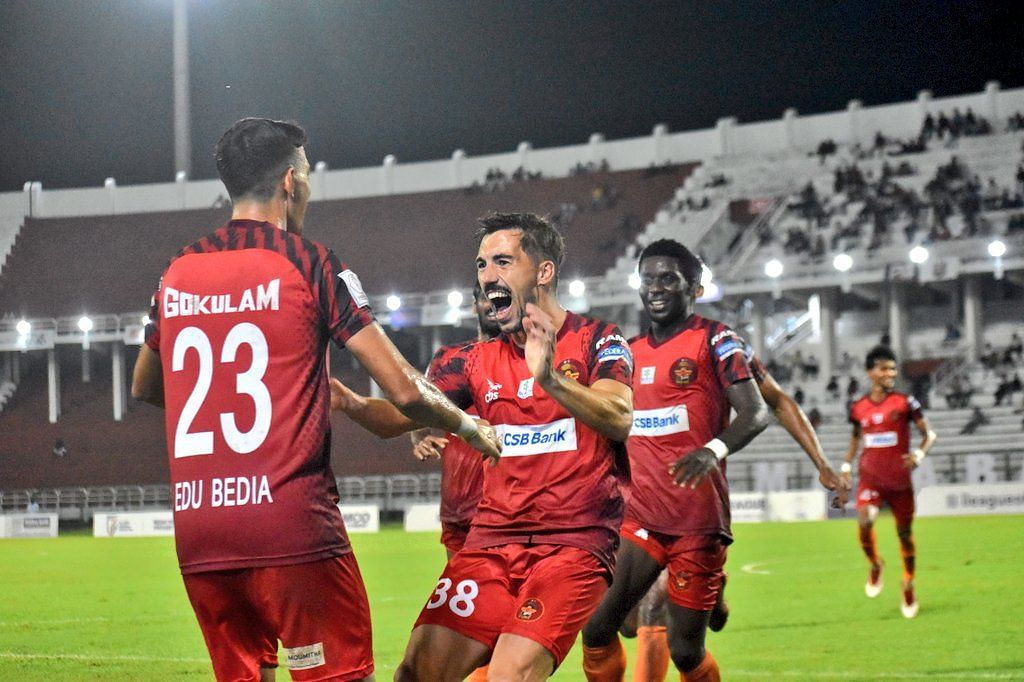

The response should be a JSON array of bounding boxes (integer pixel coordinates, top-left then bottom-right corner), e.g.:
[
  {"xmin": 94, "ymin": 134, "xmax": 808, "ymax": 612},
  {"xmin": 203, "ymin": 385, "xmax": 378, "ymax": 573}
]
[
  {"xmin": 839, "ymin": 351, "xmax": 854, "ymax": 373},
  {"xmin": 804, "ymin": 355, "xmax": 820, "ymax": 380},
  {"xmin": 808, "ymin": 404, "xmax": 823, "ymax": 431},
  {"xmin": 846, "ymin": 376, "xmax": 860, "ymax": 403},
  {"xmin": 827, "ymin": 375, "xmax": 840, "ymax": 401},
  {"xmin": 52, "ymin": 438, "xmax": 67, "ymax": 458},
  {"xmin": 921, "ymin": 113, "xmax": 936, "ymax": 141},
  {"xmin": 960, "ymin": 406, "xmax": 990, "ymax": 435},
  {"xmin": 943, "ymin": 324, "xmax": 962, "ymax": 345},
  {"xmin": 1007, "ymin": 333, "xmax": 1023, "ymax": 363},
  {"xmin": 794, "ymin": 386, "xmax": 805, "ymax": 406},
  {"xmin": 994, "ymin": 372, "xmax": 1023, "ymax": 406},
  {"xmin": 945, "ymin": 375, "xmax": 973, "ymax": 409}
]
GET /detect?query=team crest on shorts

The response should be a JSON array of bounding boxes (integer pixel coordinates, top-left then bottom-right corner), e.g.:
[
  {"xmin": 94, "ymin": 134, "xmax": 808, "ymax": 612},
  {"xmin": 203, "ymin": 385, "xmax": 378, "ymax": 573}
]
[
  {"xmin": 671, "ymin": 571, "xmax": 691, "ymax": 591},
  {"xmin": 516, "ymin": 598, "xmax": 544, "ymax": 621},
  {"xmin": 671, "ymin": 358, "xmax": 698, "ymax": 386},
  {"xmin": 557, "ymin": 359, "xmax": 583, "ymax": 382}
]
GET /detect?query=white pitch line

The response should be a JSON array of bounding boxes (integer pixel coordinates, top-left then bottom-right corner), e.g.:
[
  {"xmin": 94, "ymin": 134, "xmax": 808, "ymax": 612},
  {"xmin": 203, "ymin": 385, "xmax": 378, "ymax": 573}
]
[
  {"xmin": 740, "ymin": 561, "xmax": 772, "ymax": 575},
  {"xmin": 729, "ymin": 669, "xmax": 1021, "ymax": 680},
  {"xmin": 0, "ymin": 651, "xmax": 208, "ymax": 664}
]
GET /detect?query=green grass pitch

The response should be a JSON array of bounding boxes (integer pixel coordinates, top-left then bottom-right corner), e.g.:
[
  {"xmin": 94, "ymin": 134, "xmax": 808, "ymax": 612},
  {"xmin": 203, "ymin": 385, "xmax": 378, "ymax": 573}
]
[{"xmin": 1, "ymin": 515, "xmax": 1023, "ymax": 680}]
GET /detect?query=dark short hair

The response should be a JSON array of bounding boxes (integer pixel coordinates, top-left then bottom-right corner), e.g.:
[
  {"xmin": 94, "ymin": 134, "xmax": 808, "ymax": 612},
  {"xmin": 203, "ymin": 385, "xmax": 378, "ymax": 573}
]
[
  {"xmin": 638, "ymin": 238, "xmax": 702, "ymax": 288},
  {"xmin": 476, "ymin": 212, "xmax": 565, "ymax": 284},
  {"xmin": 215, "ymin": 118, "xmax": 307, "ymax": 201},
  {"xmin": 865, "ymin": 345, "xmax": 897, "ymax": 370}
]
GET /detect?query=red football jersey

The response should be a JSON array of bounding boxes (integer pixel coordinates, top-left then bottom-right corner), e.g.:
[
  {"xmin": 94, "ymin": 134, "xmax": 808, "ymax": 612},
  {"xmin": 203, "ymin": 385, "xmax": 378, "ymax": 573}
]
[
  {"xmin": 430, "ymin": 312, "xmax": 633, "ymax": 571},
  {"xmin": 426, "ymin": 342, "xmax": 485, "ymax": 525},
  {"xmin": 625, "ymin": 315, "xmax": 753, "ymax": 539},
  {"xmin": 849, "ymin": 392, "xmax": 923, "ymax": 491},
  {"xmin": 145, "ymin": 219, "xmax": 375, "ymax": 574}
]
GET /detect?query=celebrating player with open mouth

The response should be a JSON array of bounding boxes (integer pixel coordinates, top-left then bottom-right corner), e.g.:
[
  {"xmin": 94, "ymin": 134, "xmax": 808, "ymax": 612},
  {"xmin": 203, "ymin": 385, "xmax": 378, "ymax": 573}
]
[
  {"xmin": 581, "ymin": 239, "xmax": 769, "ymax": 682},
  {"xmin": 841, "ymin": 345, "xmax": 936, "ymax": 618}
]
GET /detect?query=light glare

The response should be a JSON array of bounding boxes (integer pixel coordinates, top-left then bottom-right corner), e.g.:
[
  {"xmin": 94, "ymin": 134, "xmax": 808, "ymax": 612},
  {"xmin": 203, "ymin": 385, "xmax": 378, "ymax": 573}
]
[{"xmin": 386, "ymin": 295, "xmax": 401, "ymax": 312}]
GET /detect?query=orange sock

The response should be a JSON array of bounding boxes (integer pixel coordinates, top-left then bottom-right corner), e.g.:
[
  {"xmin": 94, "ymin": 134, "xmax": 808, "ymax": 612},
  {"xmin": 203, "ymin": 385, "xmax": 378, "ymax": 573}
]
[
  {"xmin": 467, "ymin": 665, "xmax": 489, "ymax": 681},
  {"xmin": 858, "ymin": 526, "xmax": 879, "ymax": 565},
  {"xmin": 634, "ymin": 625, "xmax": 670, "ymax": 682},
  {"xmin": 899, "ymin": 535, "xmax": 916, "ymax": 583},
  {"xmin": 679, "ymin": 651, "xmax": 720, "ymax": 682},
  {"xmin": 582, "ymin": 637, "xmax": 626, "ymax": 682}
]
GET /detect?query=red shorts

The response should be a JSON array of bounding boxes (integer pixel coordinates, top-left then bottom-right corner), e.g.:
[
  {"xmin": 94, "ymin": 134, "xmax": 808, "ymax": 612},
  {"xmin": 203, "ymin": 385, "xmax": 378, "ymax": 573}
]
[
  {"xmin": 620, "ymin": 518, "xmax": 727, "ymax": 611},
  {"xmin": 413, "ymin": 543, "xmax": 607, "ymax": 666},
  {"xmin": 182, "ymin": 553, "xmax": 373, "ymax": 682},
  {"xmin": 856, "ymin": 483, "xmax": 915, "ymax": 528},
  {"xmin": 440, "ymin": 520, "xmax": 471, "ymax": 554}
]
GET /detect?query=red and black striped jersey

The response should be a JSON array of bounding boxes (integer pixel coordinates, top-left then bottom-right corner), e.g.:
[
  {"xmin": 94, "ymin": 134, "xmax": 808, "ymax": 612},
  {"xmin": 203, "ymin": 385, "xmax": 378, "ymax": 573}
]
[
  {"xmin": 426, "ymin": 341, "xmax": 485, "ymax": 526},
  {"xmin": 429, "ymin": 312, "xmax": 633, "ymax": 572},
  {"xmin": 144, "ymin": 219, "xmax": 375, "ymax": 574},
  {"xmin": 625, "ymin": 315, "xmax": 753, "ymax": 540}
]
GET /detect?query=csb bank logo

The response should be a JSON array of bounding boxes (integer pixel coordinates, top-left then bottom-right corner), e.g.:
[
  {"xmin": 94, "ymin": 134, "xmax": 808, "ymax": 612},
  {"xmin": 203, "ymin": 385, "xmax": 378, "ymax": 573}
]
[{"xmin": 496, "ymin": 419, "xmax": 578, "ymax": 457}]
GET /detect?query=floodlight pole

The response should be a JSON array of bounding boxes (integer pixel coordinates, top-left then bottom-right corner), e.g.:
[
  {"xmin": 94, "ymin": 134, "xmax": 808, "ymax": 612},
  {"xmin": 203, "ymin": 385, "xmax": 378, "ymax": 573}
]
[{"xmin": 173, "ymin": 0, "xmax": 192, "ymax": 177}]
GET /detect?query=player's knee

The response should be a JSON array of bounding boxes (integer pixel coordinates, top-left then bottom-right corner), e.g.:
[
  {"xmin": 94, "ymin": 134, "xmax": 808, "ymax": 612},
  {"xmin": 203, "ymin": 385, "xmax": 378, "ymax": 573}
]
[
  {"xmin": 394, "ymin": 651, "xmax": 438, "ymax": 682},
  {"xmin": 582, "ymin": 615, "xmax": 616, "ymax": 647},
  {"xmin": 668, "ymin": 637, "xmax": 705, "ymax": 673}
]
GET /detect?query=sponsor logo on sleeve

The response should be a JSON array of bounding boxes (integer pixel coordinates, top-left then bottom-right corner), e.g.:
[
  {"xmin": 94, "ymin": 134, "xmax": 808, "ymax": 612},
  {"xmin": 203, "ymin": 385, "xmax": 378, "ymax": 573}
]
[
  {"xmin": 630, "ymin": 405, "xmax": 690, "ymax": 437},
  {"xmin": 908, "ymin": 396, "xmax": 921, "ymax": 411},
  {"xmin": 283, "ymin": 642, "xmax": 325, "ymax": 670},
  {"xmin": 863, "ymin": 431, "xmax": 898, "ymax": 448},
  {"xmin": 596, "ymin": 344, "xmax": 631, "ymax": 365},
  {"xmin": 671, "ymin": 358, "xmax": 698, "ymax": 386},
  {"xmin": 495, "ymin": 418, "xmax": 577, "ymax": 457},
  {"xmin": 714, "ymin": 339, "xmax": 743, "ymax": 361},
  {"xmin": 640, "ymin": 366, "xmax": 656, "ymax": 385},
  {"xmin": 338, "ymin": 270, "xmax": 370, "ymax": 308},
  {"xmin": 596, "ymin": 333, "xmax": 627, "ymax": 350}
]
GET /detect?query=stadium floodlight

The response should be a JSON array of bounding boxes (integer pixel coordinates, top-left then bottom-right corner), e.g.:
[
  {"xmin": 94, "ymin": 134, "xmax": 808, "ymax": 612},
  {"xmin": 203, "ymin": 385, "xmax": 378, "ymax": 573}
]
[
  {"xmin": 988, "ymin": 239, "xmax": 1007, "ymax": 258},
  {"xmin": 386, "ymin": 295, "xmax": 401, "ymax": 312},
  {"xmin": 833, "ymin": 253, "xmax": 853, "ymax": 272},
  {"xmin": 764, "ymin": 259, "xmax": 784, "ymax": 279},
  {"xmin": 909, "ymin": 245, "xmax": 929, "ymax": 264},
  {"xmin": 16, "ymin": 319, "xmax": 31, "ymax": 335},
  {"xmin": 628, "ymin": 272, "xmax": 641, "ymax": 290},
  {"xmin": 78, "ymin": 316, "xmax": 94, "ymax": 333},
  {"xmin": 447, "ymin": 290, "xmax": 464, "ymax": 308},
  {"xmin": 142, "ymin": 315, "xmax": 150, "ymax": 326},
  {"xmin": 569, "ymin": 279, "xmax": 586, "ymax": 297}
]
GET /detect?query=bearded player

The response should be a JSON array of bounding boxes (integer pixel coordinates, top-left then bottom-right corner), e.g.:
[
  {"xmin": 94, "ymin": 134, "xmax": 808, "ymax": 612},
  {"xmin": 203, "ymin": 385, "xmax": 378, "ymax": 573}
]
[
  {"xmin": 333, "ymin": 212, "xmax": 634, "ymax": 681},
  {"xmin": 581, "ymin": 239, "xmax": 770, "ymax": 682},
  {"xmin": 841, "ymin": 345, "xmax": 936, "ymax": 618},
  {"xmin": 131, "ymin": 118, "xmax": 499, "ymax": 682}
]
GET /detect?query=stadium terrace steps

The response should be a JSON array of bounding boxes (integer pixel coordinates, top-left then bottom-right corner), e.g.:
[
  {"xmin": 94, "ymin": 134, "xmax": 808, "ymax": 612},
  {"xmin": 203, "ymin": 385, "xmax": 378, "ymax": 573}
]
[{"xmin": 0, "ymin": 166, "xmax": 694, "ymax": 318}]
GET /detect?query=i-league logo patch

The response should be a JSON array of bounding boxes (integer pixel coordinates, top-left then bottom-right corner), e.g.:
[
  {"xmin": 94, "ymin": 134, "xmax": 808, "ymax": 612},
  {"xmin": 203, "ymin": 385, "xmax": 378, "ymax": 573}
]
[
  {"xmin": 516, "ymin": 598, "xmax": 544, "ymax": 621},
  {"xmin": 671, "ymin": 358, "xmax": 697, "ymax": 386},
  {"xmin": 640, "ymin": 366, "xmax": 656, "ymax": 384},
  {"xmin": 518, "ymin": 377, "xmax": 535, "ymax": 399},
  {"xmin": 557, "ymin": 359, "xmax": 583, "ymax": 381}
]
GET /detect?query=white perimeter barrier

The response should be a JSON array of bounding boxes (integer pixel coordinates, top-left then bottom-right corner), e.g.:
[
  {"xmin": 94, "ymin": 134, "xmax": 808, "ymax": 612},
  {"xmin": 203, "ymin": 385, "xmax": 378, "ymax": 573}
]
[
  {"xmin": 92, "ymin": 511, "xmax": 174, "ymax": 537},
  {"xmin": 404, "ymin": 504, "xmax": 443, "ymax": 533},
  {"xmin": 339, "ymin": 504, "xmax": 380, "ymax": 533},
  {"xmin": 729, "ymin": 491, "xmax": 828, "ymax": 523},
  {"xmin": 917, "ymin": 483, "xmax": 1024, "ymax": 517},
  {"xmin": 0, "ymin": 513, "xmax": 59, "ymax": 538}
]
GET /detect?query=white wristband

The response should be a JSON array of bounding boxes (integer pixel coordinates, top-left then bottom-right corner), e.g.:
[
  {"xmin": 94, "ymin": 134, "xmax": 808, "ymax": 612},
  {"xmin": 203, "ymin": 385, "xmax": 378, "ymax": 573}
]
[
  {"xmin": 912, "ymin": 448, "xmax": 926, "ymax": 464},
  {"xmin": 705, "ymin": 438, "xmax": 729, "ymax": 461},
  {"xmin": 456, "ymin": 412, "xmax": 478, "ymax": 442},
  {"xmin": 840, "ymin": 462, "xmax": 852, "ymax": 474}
]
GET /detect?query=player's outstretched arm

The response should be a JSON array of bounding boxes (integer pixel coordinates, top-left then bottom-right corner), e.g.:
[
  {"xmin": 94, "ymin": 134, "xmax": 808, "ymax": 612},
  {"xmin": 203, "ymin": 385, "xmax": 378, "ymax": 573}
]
[
  {"xmin": 757, "ymin": 369, "xmax": 848, "ymax": 506},
  {"xmin": 522, "ymin": 303, "xmax": 633, "ymax": 441},
  {"xmin": 345, "ymin": 323, "xmax": 501, "ymax": 461},
  {"xmin": 131, "ymin": 344, "xmax": 164, "ymax": 408},
  {"xmin": 671, "ymin": 378, "xmax": 769, "ymax": 487},
  {"xmin": 903, "ymin": 415, "xmax": 937, "ymax": 470},
  {"xmin": 329, "ymin": 376, "xmax": 415, "ymax": 439},
  {"xmin": 410, "ymin": 428, "xmax": 448, "ymax": 460}
]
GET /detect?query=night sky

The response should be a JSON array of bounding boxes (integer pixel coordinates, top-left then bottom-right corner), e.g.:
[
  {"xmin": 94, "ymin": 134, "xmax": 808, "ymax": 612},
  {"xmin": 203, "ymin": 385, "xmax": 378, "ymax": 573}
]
[{"xmin": 1, "ymin": 0, "xmax": 1021, "ymax": 192}]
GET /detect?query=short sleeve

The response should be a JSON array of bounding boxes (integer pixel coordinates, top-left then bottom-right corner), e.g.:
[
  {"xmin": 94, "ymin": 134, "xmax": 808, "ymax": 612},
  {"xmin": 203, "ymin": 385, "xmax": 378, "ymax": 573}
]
[
  {"xmin": 740, "ymin": 338, "xmax": 768, "ymax": 384},
  {"xmin": 848, "ymin": 402, "xmax": 859, "ymax": 426},
  {"xmin": 907, "ymin": 395, "xmax": 923, "ymax": 421},
  {"xmin": 143, "ymin": 276, "xmax": 163, "ymax": 351},
  {"xmin": 427, "ymin": 343, "xmax": 474, "ymax": 410},
  {"xmin": 588, "ymin": 323, "xmax": 633, "ymax": 387},
  {"xmin": 708, "ymin": 324, "xmax": 752, "ymax": 388},
  {"xmin": 318, "ymin": 250, "xmax": 376, "ymax": 348}
]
